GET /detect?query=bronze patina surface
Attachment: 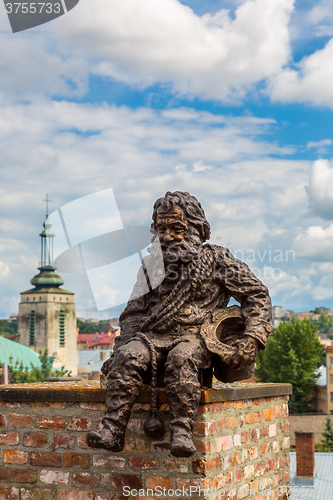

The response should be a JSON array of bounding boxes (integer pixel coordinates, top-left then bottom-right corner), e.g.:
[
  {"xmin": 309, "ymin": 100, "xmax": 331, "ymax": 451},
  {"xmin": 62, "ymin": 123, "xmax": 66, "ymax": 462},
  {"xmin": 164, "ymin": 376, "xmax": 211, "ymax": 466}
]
[{"xmin": 86, "ymin": 191, "xmax": 274, "ymax": 457}]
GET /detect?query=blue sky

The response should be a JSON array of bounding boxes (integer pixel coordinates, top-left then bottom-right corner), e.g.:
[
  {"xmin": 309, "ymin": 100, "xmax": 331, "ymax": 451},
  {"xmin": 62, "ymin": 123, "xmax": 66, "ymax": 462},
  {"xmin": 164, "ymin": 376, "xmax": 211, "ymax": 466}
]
[{"xmin": 1, "ymin": 0, "xmax": 333, "ymax": 318}]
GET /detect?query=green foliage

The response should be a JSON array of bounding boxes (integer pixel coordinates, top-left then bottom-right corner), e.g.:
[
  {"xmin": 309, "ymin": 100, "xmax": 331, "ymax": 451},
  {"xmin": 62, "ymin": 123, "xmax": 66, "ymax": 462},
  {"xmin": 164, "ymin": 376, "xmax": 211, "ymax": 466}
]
[
  {"xmin": 8, "ymin": 349, "xmax": 71, "ymax": 383},
  {"xmin": 321, "ymin": 415, "xmax": 333, "ymax": 452},
  {"xmin": 255, "ymin": 319, "xmax": 325, "ymax": 414},
  {"xmin": 77, "ymin": 318, "xmax": 113, "ymax": 334},
  {"xmin": 0, "ymin": 319, "xmax": 18, "ymax": 337},
  {"xmin": 311, "ymin": 314, "xmax": 333, "ymax": 334}
]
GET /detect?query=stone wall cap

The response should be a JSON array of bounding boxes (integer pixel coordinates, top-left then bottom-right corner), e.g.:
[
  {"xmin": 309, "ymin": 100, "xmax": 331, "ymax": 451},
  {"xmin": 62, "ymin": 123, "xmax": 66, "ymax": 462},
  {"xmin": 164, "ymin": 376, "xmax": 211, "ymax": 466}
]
[{"xmin": 0, "ymin": 380, "xmax": 292, "ymax": 403}]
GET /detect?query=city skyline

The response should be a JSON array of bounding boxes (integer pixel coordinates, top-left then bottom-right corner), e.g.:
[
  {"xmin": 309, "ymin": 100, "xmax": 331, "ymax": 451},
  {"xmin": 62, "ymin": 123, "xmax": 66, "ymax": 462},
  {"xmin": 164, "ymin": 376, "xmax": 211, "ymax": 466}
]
[{"xmin": 1, "ymin": 0, "xmax": 333, "ymax": 318}]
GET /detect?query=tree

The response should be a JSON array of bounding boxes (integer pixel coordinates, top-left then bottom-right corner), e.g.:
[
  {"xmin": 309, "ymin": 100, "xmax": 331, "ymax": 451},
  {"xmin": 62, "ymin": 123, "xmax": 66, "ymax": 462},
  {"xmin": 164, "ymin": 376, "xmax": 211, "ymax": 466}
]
[
  {"xmin": 255, "ymin": 319, "xmax": 325, "ymax": 413},
  {"xmin": 321, "ymin": 415, "xmax": 333, "ymax": 452},
  {"xmin": 7, "ymin": 349, "xmax": 70, "ymax": 383}
]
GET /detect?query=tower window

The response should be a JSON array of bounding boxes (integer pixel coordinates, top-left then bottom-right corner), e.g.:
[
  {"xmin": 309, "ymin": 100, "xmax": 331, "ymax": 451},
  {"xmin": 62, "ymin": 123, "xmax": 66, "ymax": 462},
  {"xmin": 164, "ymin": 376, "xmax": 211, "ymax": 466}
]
[
  {"xmin": 29, "ymin": 311, "xmax": 36, "ymax": 346},
  {"xmin": 59, "ymin": 310, "xmax": 65, "ymax": 347}
]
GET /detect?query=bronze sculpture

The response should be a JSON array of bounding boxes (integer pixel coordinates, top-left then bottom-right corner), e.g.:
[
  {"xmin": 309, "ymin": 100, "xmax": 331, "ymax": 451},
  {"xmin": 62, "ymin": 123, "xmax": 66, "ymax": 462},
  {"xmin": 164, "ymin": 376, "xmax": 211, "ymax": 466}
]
[{"xmin": 87, "ymin": 191, "xmax": 273, "ymax": 457}]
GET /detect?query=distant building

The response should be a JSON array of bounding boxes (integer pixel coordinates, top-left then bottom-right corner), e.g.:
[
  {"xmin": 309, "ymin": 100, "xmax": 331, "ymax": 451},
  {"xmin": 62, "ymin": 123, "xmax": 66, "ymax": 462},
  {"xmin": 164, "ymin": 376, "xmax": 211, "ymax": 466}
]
[
  {"xmin": 77, "ymin": 329, "xmax": 118, "ymax": 350},
  {"xmin": 18, "ymin": 212, "xmax": 77, "ymax": 375}
]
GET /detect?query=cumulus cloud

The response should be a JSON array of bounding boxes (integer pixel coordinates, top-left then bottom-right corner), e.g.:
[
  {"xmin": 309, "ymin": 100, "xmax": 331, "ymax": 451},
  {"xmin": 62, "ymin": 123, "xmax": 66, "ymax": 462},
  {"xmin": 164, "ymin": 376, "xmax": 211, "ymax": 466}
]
[
  {"xmin": 268, "ymin": 38, "xmax": 333, "ymax": 107},
  {"xmin": 0, "ymin": 0, "xmax": 293, "ymax": 103},
  {"xmin": 308, "ymin": 159, "xmax": 333, "ymax": 219}
]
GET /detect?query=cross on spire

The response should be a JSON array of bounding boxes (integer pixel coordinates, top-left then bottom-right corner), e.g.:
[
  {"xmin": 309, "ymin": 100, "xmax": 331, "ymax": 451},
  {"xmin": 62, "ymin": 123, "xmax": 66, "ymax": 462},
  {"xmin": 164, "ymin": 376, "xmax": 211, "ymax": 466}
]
[{"xmin": 43, "ymin": 193, "xmax": 52, "ymax": 217}]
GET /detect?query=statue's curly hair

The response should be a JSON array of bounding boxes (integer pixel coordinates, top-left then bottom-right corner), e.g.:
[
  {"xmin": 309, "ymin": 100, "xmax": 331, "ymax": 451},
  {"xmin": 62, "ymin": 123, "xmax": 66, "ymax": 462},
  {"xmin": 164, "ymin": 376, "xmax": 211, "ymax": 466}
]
[{"xmin": 151, "ymin": 191, "xmax": 211, "ymax": 242}]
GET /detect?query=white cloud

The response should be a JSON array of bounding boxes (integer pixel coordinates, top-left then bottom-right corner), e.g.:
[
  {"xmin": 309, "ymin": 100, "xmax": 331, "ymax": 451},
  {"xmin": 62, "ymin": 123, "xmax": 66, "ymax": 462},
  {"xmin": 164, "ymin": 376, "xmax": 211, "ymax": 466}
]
[
  {"xmin": 0, "ymin": 0, "xmax": 286, "ymax": 103},
  {"xmin": 269, "ymin": 38, "xmax": 333, "ymax": 107},
  {"xmin": 308, "ymin": 159, "xmax": 333, "ymax": 219},
  {"xmin": 307, "ymin": 139, "xmax": 332, "ymax": 149}
]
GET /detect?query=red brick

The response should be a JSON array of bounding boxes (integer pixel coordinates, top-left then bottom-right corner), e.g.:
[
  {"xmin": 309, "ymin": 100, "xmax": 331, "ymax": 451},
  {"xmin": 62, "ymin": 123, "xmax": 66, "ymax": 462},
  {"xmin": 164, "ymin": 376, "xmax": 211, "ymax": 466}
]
[
  {"xmin": 211, "ymin": 472, "xmax": 232, "ymax": 489},
  {"xmin": 30, "ymin": 452, "xmax": 62, "ymax": 467},
  {"xmin": 63, "ymin": 453, "xmax": 90, "ymax": 469},
  {"xmin": 253, "ymin": 398, "xmax": 262, "ymax": 405},
  {"xmin": 216, "ymin": 418, "xmax": 224, "ymax": 431},
  {"xmin": 194, "ymin": 440, "xmax": 211, "ymax": 454},
  {"xmin": 23, "ymin": 432, "xmax": 47, "ymax": 448},
  {"xmin": 261, "ymin": 442, "xmax": 270, "ymax": 455},
  {"xmin": 128, "ymin": 456, "xmax": 159, "ymax": 470},
  {"xmin": 9, "ymin": 414, "xmax": 33, "ymax": 428},
  {"xmin": 0, "ymin": 467, "xmax": 36, "ymax": 483},
  {"xmin": 177, "ymin": 478, "xmax": 211, "ymax": 490},
  {"xmin": 50, "ymin": 434, "xmax": 74, "ymax": 450},
  {"xmin": 234, "ymin": 468, "xmax": 242, "ymax": 482},
  {"xmin": 197, "ymin": 404, "xmax": 210, "ymax": 414},
  {"xmin": 0, "ymin": 402, "xmax": 20, "ymax": 408},
  {"xmin": 77, "ymin": 435, "xmax": 89, "ymax": 448},
  {"xmin": 57, "ymin": 492, "xmax": 93, "ymax": 500},
  {"xmin": 249, "ymin": 446, "xmax": 259, "ymax": 460},
  {"xmin": 263, "ymin": 408, "xmax": 273, "ymax": 420},
  {"xmin": 163, "ymin": 458, "xmax": 188, "ymax": 473},
  {"xmin": 211, "ymin": 403, "xmax": 223, "ymax": 412},
  {"xmin": 73, "ymin": 472, "xmax": 100, "ymax": 488},
  {"xmin": 0, "ymin": 415, "xmax": 7, "ymax": 427},
  {"xmin": 225, "ymin": 417, "xmax": 238, "ymax": 428},
  {"xmin": 215, "ymin": 435, "xmax": 233, "ymax": 452},
  {"xmin": 284, "ymin": 471, "xmax": 290, "ymax": 483},
  {"xmin": 40, "ymin": 470, "xmax": 69, "ymax": 485},
  {"xmin": 145, "ymin": 476, "xmax": 172, "ymax": 490},
  {"xmin": 38, "ymin": 416, "xmax": 65, "ymax": 430},
  {"xmin": 68, "ymin": 417, "xmax": 92, "ymax": 431},
  {"xmin": 0, "ymin": 487, "xmax": 19, "ymax": 499},
  {"xmin": 193, "ymin": 421, "xmax": 216, "ymax": 436},
  {"xmin": 234, "ymin": 400, "xmax": 242, "ymax": 409},
  {"xmin": 0, "ymin": 431, "xmax": 19, "ymax": 445},
  {"xmin": 126, "ymin": 419, "xmax": 144, "ymax": 433},
  {"xmin": 242, "ymin": 431, "xmax": 251, "ymax": 444},
  {"xmin": 224, "ymin": 402, "xmax": 233, "ymax": 409},
  {"xmin": 112, "ymin": 474, "xmax": 142, "ymax": 489},
  {"xmin": 282, "ymin": 404, "xmax": 289, "ymax": 417},
  {"xmin": 255, "ymin": 462, "xmax": 267, "ymax": 477},
  {"xmin": 278, "ymin": 455, "xmax": 287, "ymax": 468},
  {"xmin": 93, "ymin": 455, "xmax": 126, "ymax": 469},
  {"xmin": 261, "ymin": 426, "xmax": 268, "ymax": 438},
  {"xmin": 245, "ymin": 413, "xmax": 258, "ymax": 424},
  {"xmin": 4, "ymin": 449, "xmax": 28, "ymax": 464},
  {"xmin": 20, "ymin": 489, "xmax": 44, "ymax": 499},
  {"xmin": 192, "ymin": 456, "xmax": 221, "ymax": 474},
  {"xmin": 232, "ymin": 452, "xmax": 241, "ymax": 466},
  {"xmin": 274, "ymin": 405, "xmax": 281, "ymax": 418},
  {"xmin": 265, "ymin": 397, "xmax": 272, "ymax": 402},
  {"xmin": 268, "ymin": 458, "xmax": 275, "ymax": 470}
]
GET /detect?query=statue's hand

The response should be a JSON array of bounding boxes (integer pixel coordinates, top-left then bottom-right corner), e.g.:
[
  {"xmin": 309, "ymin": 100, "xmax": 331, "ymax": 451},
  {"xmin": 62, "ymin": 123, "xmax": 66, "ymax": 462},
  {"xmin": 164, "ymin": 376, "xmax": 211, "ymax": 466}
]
[{"xmin": 232, "ymin": 336, "xmax": 258, "ymax": 369}]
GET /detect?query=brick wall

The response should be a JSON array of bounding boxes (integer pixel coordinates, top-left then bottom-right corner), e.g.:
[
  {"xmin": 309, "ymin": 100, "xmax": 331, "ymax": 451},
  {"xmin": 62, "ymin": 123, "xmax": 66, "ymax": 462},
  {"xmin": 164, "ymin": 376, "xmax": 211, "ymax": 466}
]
[{"xmin": 0, "ymin": 381, "xmax": 291, "ymax": 500}]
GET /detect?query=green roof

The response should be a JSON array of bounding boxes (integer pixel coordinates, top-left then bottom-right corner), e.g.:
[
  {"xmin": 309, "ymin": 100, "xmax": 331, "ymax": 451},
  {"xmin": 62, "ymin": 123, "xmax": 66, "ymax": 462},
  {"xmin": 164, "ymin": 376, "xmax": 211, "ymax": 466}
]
[{"xmin": 0, "ymin": 337, "xmax": 41, "ymax": 369}]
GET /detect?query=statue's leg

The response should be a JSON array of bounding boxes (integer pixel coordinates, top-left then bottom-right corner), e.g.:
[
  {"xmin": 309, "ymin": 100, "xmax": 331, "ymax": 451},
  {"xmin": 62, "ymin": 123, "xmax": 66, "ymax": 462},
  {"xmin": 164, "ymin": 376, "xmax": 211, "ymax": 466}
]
[
  {"xmin": 87, "ymin": 340, "xmax": 149, "ymax": 451},
  {"xmin": 164, "ymin": 339, "xmax": 208, "ymax": 457}
]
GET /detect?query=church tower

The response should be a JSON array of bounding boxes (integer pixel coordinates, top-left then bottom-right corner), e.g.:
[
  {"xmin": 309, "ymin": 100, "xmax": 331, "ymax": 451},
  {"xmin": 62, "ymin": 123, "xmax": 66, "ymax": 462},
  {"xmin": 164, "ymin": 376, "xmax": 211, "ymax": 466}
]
[{"xmin": 18, "ymin": 202, "xmax": 77, "ymax": 375}]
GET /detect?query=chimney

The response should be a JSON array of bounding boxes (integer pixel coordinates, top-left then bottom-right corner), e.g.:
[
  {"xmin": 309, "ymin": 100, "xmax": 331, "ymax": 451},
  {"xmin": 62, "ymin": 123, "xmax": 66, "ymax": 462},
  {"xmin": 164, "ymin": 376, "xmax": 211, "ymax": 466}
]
[{"xmin": 295, "ymin": 432, "xmax": 315, "ymax": 483}]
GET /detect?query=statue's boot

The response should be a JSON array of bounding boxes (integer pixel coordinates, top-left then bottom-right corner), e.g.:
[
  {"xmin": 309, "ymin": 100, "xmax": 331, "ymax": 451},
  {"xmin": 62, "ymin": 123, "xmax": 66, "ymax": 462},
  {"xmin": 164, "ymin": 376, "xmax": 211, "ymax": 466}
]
[
  {"xmin": 170, "ymin": 424, "xmax": 197, "ymax": 457},
  {"xmin": 86, "ymin": 427, "xmax": 124, "ymax": 451}
]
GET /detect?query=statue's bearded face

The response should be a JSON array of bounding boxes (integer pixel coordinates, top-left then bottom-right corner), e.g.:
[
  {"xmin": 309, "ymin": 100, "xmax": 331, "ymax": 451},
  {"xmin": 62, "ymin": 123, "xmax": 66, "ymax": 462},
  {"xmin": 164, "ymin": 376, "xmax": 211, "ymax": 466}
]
[{"xmin": 155, "ymin": 207, "xmax": 200, "ymax": 266}]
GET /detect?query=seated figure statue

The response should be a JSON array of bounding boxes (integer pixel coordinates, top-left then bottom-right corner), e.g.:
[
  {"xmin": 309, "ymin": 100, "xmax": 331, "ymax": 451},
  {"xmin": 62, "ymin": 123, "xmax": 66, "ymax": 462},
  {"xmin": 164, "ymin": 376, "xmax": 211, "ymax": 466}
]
[{"xmin": 87, "ymin": 191, "xmax": 273, "ymax": 457}]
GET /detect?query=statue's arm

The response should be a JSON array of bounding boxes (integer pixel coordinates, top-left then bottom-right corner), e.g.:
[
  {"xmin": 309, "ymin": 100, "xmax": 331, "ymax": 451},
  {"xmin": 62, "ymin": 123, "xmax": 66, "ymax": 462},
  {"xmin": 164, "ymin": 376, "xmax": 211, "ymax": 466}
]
[{"xmin": 216, "ymin": 246, "xmax": 274, "ymax": 349}]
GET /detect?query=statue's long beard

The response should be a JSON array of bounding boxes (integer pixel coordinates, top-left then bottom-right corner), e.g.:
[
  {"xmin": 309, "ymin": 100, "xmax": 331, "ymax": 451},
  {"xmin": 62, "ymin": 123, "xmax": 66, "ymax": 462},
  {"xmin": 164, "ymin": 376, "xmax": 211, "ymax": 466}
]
[{"xmin": 162, "ymin": 234, "xmax": 201, "ymax": 269}]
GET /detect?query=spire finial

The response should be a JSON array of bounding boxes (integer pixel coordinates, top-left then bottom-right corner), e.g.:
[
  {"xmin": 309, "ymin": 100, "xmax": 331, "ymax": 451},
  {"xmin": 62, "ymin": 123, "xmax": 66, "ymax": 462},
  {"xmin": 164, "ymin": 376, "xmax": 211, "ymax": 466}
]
[{"xmin": 43, "ymin": 193, "xmax": 52, "ymax": 217}]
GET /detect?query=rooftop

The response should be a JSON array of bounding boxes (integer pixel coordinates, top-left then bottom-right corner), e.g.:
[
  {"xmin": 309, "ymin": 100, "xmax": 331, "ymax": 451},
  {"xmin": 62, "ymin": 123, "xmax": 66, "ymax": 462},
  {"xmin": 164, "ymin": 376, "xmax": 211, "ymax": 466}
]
[
  {"xmin": 0, "ymin": 336, "xmax": 41, "ymax": 368},
  {"xmin": 290, "ymin": 452, "xmax": 333, "ymax": 499}
]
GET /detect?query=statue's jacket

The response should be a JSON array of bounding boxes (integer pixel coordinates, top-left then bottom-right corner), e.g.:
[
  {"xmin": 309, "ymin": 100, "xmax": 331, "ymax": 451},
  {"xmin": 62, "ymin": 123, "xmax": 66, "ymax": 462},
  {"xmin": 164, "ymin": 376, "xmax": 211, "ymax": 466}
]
[{"xmin": 110, "ymin": 244, "xmax": 273, "ymax": 379}]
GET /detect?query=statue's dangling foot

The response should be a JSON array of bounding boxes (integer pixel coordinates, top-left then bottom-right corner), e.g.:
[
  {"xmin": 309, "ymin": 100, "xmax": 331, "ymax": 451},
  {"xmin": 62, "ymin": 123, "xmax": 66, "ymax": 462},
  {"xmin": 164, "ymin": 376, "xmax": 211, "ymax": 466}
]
[
  {"xmin": 170, "ymin": 427, "xmax": 196, "ymax": 457},
  {"xmin": 86, "ymin": 427, "xmax": 124, "ymax": 452}
]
